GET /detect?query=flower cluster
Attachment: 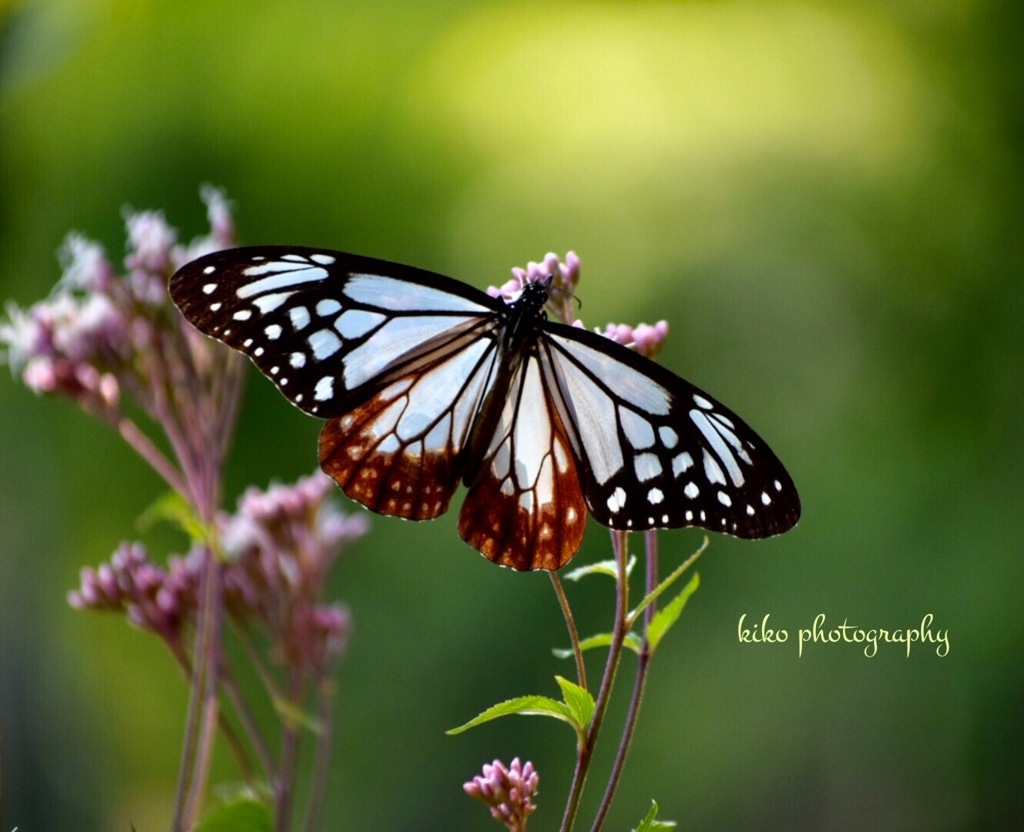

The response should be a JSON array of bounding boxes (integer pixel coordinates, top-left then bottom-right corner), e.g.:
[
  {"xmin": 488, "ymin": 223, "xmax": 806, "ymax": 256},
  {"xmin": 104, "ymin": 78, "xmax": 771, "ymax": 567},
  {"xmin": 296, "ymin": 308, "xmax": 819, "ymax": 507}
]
[
  {"xmin": 9, "ymin": 192, "xmax": 371, "ymax": 827},
  {"xmin": 488, "ymin": 251, "xmax": 669, "ymax": 357},
  {"xmin": 598, "ymin": 319, "xmax": 670, "ymax": 359},
  {"xmin": 0, "ymin": 187, "xmax": 244, "ymax": 499},
  {"xmin": 69, "ymin": 472, "xmax": 366, "ymax": 674},
  {"xmin": 219, "ymin": 471, "xmax": 368, "ymax": 672},
  {"xmin": 489, "ymin": 251, "xmax": 582, "ymax": 309},
  {"xmin": 464, "ymin": 757, "xmax": 540, "ymax": 831}
]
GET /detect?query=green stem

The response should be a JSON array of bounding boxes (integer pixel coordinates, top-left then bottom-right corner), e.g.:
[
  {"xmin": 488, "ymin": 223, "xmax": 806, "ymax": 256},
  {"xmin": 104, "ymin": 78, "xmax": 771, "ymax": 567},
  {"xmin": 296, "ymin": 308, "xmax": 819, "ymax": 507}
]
[
  {"xmin": 171, "ymin": 545, "xmax": 221, "ymax": 830},
  {"xmin": 559, "ymin": 531, "xmax": 631, "ymax": 832},
  {"xmin": 302, "ymin": 678, "xmax": 338, "ymax": 832},
  {"xmin": 550, "ymin": 571, "xmax": 587, "ymax": 690},
  {"xmin": 590, "ymin": 530, "xmax": 660, "ymax": 830}
]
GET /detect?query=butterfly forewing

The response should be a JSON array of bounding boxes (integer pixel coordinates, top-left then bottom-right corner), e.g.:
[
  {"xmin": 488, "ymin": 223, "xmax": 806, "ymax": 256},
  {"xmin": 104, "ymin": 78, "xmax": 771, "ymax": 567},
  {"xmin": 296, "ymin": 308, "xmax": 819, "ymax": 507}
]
[
  {"xmin": 541, "ymin": 325, "xmax": 800, "ymax": 538},
  {"xmin": 169, "ymin": 247, "xmax": 501, "ymax": 417}
]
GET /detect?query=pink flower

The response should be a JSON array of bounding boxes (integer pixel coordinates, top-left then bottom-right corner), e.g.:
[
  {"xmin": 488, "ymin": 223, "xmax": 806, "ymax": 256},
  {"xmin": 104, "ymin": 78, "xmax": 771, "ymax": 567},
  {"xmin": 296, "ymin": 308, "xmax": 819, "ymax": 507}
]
[{"xmin": 464, "ymin": 757, "xmax": 539, "ymax": 831}]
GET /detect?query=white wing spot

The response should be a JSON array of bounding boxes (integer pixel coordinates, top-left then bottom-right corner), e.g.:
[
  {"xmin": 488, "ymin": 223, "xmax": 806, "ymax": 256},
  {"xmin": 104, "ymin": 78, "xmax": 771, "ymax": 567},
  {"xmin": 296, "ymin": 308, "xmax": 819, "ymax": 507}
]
[
  {"xmin": 692, "ymin": 409, "xmax": 744, "ymax": 487},
  {"xmin": 308, "ymin": 328, "xmax": 342, "ymax": 359},
  {"xmin": 774, "ymin": 479, "xmax": 783, "ymax": 491},
  {"xmin": 311, "ymin": 253, "xmax": 336, "ymax": 265},
  {"xmin": 210, "ymin": 302, "xmax": 222, "ymax": 312},
  {"xmin": 620, "ymin": 407, "xmax": 656, "ymax": 449},
  {"xmin": 290, "ymin": 306, "xmax": 311, "ymax": 330},
  {"xmin": 253, "ymin": 347, "xmax": 264, "ymax": 357},
  {"xmin": 686, "ymin": 510, "xmax": 694, "ymax": 522},
  {"xmin": 634, "ymin": 452, "xmax": 663, "ymax": 482},
  {"xmin": 703, "ymin": 450, "xmax": 727, "ymax": 485},
  {"xmin": 269, "ymin": 366, "xmax": 280, "ymax": 375},
  {"xmin": 553, "ymin": 439, "xmax": 570, "ymax": 472},
  {"xmin": 314, "ymin": 376, "xmax": 334, "ymax": 401},
  {"xmin": 684, "ymin": 482, "xmax": 699, "ymax": 499},
  {"xmin": 232, "ymin": 309, "xmax": 252, "ymax": 321},
  {"xmin": 202, "ymin": 280, "xmax": 217, "ymax": 292},
  {"xmin": 607, "ymin": 486, "xmax": 627, "ymax": 514},
  {"xmin": 254, "ymin": 291, "xmax": 295, "ymax": 314},
  {"xmin": 717, "ymin": 491, "xmax": 732, "ymax": 507},
  {"xmin": 290, "ymin": 352, "xmax": 306, "ymax": 368},
  {"xmin": 316, "ymin": 298, "xmax": 342, "ymax": 316},
  {"xmin": 761, "ymin": 491, "xmax": 772, "ymax": 506},
  {"xmin": 746, "ymin": 504, "xmax": 755, "ymax": 516},
  {"xmin": 672, "ymin": 451, "xmax": 694, "ymax": 477},
  {"xmin": 647, "ymin": 487, "xmax": 664, "ymax": 505},
  {"xmin": 662, "ymin": 514, "xmax": 669, "ymax": 523},
  {"xmin": 237, "ymin": 263, "xmax": 328, "ymax": 296},
  {"xmin": 265, "ymin": 324, "xmax": 283, "ymax": 340},
  {"xmin": 336, "ymin": 309, "xmax": 386, "ymax": 339},
  {"xmin": 658, "ymin": 426, "xmax": 679, "ymax": 449},
  {"xmin": 242, "ymin": 338, "xmax": 253, "ymax": 347},
  {"xmin": 694, "ymin": 394, "xmax": 713, "ymax": 410}
]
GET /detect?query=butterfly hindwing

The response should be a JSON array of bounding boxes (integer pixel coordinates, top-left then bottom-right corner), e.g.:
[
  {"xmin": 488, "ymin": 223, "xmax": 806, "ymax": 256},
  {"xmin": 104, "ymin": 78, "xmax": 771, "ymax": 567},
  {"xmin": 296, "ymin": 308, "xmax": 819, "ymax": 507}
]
[
  {"xmin": 541, "ymin": 324, "xmax": 800, "ymax": 539},
  {"xmin": 319, "ymin": 331, "xmax": 501, "ymax": 520},
  {"xmin": 458, "ymin": 353, "xmax": 587, "ymax": 571}
]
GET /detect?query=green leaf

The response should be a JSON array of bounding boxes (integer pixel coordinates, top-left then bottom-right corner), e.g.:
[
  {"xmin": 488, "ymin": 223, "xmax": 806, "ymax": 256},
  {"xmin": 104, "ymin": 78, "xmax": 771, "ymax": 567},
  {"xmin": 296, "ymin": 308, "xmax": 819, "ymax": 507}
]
[
  {"xmin": 447, "ymin": 695, "xmax": 573, "ymax": 735},
  {"xmin": 562, "ymin": 554, "xmax": 636, "ymax": 582},
  {"xmin": 272, "ymin": 694, "xmax": 322, "ymax": 733},
  {"xmin": 629, "ymin": 537, "xmax": 708, "ymax": 624},
  {"xmin": 632, "ymin": 800, "xmax": 677, "ymax": 831},
  {"xmin": 555, "ymin": 675, "xmax": 595, "ymax": 729},
  {"xmin": 553, "ymin": 632, "xmax": 644, "ymax": 659},
  {"xmin": 194, "ymin": 797, "xmax": 272, "ymax": 832},
  {"xmin": 138, "ymin": 490, "xmax": 208, "ymax": 542},
  {"xmin": 647, "ymin": 572, "xmax": 701, "ymax": 653},
  {"xmin": 553, "ymin": 632, "xmax": 611, "ymax": 658}
]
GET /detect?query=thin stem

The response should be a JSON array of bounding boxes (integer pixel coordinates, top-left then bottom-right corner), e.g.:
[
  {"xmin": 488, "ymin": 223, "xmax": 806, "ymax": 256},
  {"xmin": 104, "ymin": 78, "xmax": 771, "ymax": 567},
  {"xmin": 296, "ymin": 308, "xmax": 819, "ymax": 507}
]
[
  {"xmin": 274, "ymin": 669, "xmax": 307, "ymax": 832},
  {"xmin": 550, "ymin": 571, "xmax": 587, "ymax": 690},
  {"xmin": 302, "ymin": 678, "xmax": 338, "ymax": 832},
  {"xmin": 171, "ymin": 545, "xmax": 221, "ymax": 831},
  {"xmin": 232, "ymin": 619, "xmax": 288, "ymax": 706},
  {"xmin": 590, "ymin": 530, "xmax": 660, "ymax": 831},
  {"xmin": 115, "ymin": 416, "xmax": 188, "ymax": 496},
  {"xmin": 218, "ymin": 657, "xmax": 277, "ymax": 780},
  {"xmin": 165, "ymin": 643, "xmax": 257, "ymax": 783},
  {"xmin": 559, "ymin": 531, "xmax": 631, "ymax": 832}
]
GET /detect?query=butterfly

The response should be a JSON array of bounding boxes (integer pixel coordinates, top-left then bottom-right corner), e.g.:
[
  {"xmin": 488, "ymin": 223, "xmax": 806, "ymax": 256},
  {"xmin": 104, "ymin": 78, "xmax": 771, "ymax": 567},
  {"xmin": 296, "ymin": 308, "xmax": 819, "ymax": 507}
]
[{"xmin": 169, "ymin": 247, "xmax": 800, "ymax": 571}]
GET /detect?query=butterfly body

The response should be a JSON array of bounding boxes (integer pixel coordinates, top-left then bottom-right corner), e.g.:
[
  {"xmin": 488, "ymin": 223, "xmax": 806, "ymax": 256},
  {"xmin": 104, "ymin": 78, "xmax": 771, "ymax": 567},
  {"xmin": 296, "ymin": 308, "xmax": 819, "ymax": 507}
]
[{"xmin": 170, "ymin": 247, "xmax": 799, "ymax": 571}]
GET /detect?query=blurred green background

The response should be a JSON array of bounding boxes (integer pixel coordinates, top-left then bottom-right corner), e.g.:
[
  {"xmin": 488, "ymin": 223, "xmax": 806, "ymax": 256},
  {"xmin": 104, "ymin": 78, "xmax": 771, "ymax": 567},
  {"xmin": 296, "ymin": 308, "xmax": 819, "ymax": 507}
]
[{"xmin": 1, "ymin": 0, "xmax": 1021, "ymax": 829}]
